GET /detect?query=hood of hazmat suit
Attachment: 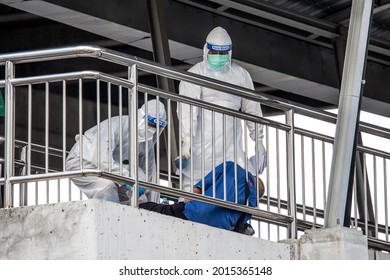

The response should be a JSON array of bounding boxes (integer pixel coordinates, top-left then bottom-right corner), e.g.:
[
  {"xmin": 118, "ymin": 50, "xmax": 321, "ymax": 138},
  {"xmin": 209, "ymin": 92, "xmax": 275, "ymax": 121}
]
[
  {"xmin": 203, "ymin": 26, "xmax": 232, "ymax": 72},
  {"xmin": 138, "ymin": 99, "xmax": 167, "ymax": 143}
]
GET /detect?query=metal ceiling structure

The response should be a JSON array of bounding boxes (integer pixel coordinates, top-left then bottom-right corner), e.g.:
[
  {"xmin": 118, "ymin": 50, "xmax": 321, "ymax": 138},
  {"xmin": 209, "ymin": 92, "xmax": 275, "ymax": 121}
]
[{"xmin": 1, "ymin": 0, "xmax": 390, "ymax": 117}]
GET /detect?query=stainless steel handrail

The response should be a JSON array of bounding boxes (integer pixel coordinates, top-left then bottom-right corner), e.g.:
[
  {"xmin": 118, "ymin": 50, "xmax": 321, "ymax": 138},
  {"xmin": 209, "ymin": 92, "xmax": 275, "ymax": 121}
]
[
  {"xmin": 6, "ymin": 169, "xmax": 293, "ymax": 225},
  {"xmin": 0, "ymin": 70, "xmax": 288, "ymax": 130},
  {"xmin": 2, "ymin": 45, "xmax": 390, "ymax": 139}
]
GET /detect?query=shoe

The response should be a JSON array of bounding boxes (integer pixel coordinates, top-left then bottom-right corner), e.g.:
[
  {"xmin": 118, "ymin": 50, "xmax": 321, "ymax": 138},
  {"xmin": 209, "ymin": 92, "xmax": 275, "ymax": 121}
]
[{"xmin": 242, "ymin": 223, "xmax": 255, "ymax": 236}]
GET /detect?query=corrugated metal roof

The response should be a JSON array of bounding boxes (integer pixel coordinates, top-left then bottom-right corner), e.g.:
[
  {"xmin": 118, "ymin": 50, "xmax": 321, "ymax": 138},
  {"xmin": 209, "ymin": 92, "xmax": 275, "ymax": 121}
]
[
  {"xmin": 262, "ymin": 0, "xmax": 352, "ymax": 18},
  {"xmin": 193, "ymin": 0, "xmax": 390, "ymax": 43}
]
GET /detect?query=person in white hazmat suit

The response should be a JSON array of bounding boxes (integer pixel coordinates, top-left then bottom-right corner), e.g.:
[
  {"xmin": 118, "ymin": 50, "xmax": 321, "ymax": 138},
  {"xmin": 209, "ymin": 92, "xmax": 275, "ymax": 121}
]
[
  {"xmin": 66, "ymin": 99, "xmax": 167, "ymax": 204},
  {"xmin": 177, "ymin": 26, "xmax": 267, "ymax": 193}
]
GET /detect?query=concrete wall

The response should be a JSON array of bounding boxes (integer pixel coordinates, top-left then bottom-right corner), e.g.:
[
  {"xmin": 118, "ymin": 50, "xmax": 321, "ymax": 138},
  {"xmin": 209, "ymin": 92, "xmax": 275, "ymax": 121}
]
[{"xmin": 0, "ymin": 199, "xmax": 291, "ymax": 260}]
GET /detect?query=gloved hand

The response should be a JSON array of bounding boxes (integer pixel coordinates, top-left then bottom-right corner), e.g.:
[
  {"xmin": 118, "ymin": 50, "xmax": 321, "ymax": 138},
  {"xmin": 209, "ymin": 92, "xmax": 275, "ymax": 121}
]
[
  {"xmin": 174, "ymin": 156, "xmax": 189, "ymax": 169},
  {"xmin": 119, "ymin": 184, "xmax": 144, "ymax": 197},
  {"xmin": 138, "ymin": 187, "xmax": 145, "ymax": 197},
  {"xmin": 181, "ymin": 136, "xmax": 191, "ymax": 160},
  {"xmin": 117, "ymin": 183, "xmax": 146, "ymax": 205},
  {"xmin": 249, "ymin": 140, "xmax": 267, "ymax": 174}
]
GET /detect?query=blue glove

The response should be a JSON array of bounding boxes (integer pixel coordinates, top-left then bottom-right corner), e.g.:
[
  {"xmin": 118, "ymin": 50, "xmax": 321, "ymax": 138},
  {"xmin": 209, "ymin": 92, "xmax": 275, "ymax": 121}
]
[{"xmin": 138, "ymin": 187, "xmax": 145, "ymax": 197}]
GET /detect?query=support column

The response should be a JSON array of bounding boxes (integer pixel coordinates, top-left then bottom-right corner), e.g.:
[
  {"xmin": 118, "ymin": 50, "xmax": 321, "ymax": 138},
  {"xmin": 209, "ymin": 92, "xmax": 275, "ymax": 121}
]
[
  {"xmin": 146, "ymin": 0, "xmax": 179, "ymax": 176},
  {"xmin": 325, "ymin": 0, "xmax": 373, "ymax": 228},
  {"xmin": 299, "ymin": 0, "xmax": 373, "ymax": 260}
]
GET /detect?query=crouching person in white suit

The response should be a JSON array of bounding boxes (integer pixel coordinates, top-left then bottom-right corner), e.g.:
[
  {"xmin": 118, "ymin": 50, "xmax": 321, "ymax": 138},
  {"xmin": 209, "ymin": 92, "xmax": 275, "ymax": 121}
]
[{"xmin": 66, "ymin": 99, "xmax": 167, "ymax": 204}]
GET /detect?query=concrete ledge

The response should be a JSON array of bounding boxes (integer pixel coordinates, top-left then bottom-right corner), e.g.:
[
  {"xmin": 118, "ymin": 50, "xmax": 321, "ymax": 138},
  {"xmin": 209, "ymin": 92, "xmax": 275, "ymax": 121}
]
[
  {"xmin": 299, "ymin": 226, "xmax": 368, "ymax": 260},
  {"xmin": 279, "ymin": 239, "xmax": 299, "ymax": 260},
  {"xmin": 0, "ymin": 200, "xmax": 291, "ymax": 260}
]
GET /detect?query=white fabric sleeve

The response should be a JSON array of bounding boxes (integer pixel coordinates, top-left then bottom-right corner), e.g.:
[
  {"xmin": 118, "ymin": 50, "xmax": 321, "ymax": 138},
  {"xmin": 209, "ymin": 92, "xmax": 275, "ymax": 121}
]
[
  {"xmin": 177, "ymin": 65, "xmax": 202, "ymax": 139},
  {"xmin": 240, "ymin": 69, "xmax": 264, "ymax": 142},
  {"xmin": 90, "ymin": 118, "xmax": 130, "ymax": 177}
]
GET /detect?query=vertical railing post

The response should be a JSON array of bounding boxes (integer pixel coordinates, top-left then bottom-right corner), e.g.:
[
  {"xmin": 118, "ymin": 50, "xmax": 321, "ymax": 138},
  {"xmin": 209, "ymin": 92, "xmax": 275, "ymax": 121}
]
[
  {"xmin": 4, "ymin": 61, "xmax": 15, "ymax": 208},
  {"xmin": 0, "ymin": 135, "xmax": 4, "ymax": 209},
  {"xmin": 19, "ymin": 145, "xmax": 28, "ymax": 206},
  {"xmin": 286, "ymin": 109, "xmax": 297, "ymax": 239},
  {"xmin": 0, "ymin": 161, "xmax": 3, "ymax": 208},
  {"xmin": 130, "ymin": 64, "xmax": 139, "ymax": 207}
]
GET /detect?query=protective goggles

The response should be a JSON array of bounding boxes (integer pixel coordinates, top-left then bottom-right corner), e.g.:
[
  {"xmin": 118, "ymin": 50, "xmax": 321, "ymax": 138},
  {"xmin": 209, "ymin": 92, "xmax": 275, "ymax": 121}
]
[
  {"xmin": 206, "ymin": 42, "xmax": 232, "ymax": 52},
  {"xmin": 146, "ymin": 115, "xmax": 167, "ymax": 129}
]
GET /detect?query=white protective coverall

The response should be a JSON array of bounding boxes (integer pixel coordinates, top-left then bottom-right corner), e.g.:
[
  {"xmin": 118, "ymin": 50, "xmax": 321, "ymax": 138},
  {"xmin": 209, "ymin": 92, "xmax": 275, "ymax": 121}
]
[
  {"xmin": 66, "ymin": 99, "xmax": 167, "ymax": 203},
  {"xmin": 178, "ymin": 26, "xmax": 266, "ymax": 191}
]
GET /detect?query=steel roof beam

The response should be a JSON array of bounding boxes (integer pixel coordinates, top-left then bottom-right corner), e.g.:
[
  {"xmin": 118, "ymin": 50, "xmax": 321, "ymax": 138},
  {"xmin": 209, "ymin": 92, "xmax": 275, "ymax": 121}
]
[{"xmin": 211, "ymin": 0, "xmax": 340, "ymax": 38}]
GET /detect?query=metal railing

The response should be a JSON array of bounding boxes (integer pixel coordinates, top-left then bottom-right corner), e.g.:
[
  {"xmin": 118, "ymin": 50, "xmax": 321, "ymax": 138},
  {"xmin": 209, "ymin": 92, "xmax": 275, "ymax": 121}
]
[{"xmin": 0, "ymin": 46, "xmax": 389, "ymax": 251}]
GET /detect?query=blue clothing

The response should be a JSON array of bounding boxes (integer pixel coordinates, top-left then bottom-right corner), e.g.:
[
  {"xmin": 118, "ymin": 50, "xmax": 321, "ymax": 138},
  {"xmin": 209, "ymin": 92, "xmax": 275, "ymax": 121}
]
[{"xmin": 183, "ymin": 161, "xmax": 257, "ymax": 230}]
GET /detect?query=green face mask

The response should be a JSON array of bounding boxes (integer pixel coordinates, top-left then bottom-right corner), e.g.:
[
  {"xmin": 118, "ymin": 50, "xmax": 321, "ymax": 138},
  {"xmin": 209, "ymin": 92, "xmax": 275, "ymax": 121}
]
[{"xmin": 207, "ymin": 54, "xmax": 229, "ymax": 69}]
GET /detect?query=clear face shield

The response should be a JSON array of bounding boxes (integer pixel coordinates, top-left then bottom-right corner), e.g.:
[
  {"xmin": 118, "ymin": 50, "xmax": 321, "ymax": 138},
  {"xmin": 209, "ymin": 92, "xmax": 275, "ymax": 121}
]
[
  {"xmin": 206, "ymin": 42, "xmax": 231, "ymax": 70},
  {"xmin": 137, "ymin": 113, "xmax": 167, "ymax": 143}
]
